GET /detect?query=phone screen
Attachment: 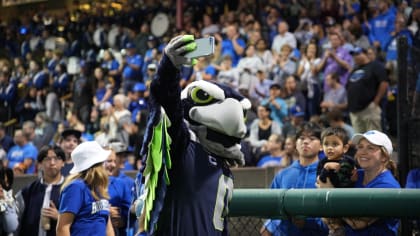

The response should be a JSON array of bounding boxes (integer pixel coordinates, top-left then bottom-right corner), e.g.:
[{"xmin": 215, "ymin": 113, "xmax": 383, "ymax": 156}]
[{"xmin": 184, "ymin": 37, "xmax": 215, "ymax": 59}]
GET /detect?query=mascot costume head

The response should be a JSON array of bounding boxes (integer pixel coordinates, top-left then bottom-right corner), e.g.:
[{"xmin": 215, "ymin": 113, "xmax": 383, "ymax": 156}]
[{"xmin": 135, "ymin": 35, "xmax": 250, "ymax": 236}]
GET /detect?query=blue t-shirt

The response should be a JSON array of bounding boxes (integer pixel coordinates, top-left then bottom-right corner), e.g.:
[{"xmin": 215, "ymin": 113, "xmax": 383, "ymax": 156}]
[
  {"xmin": 406, "ymin": 168, "xmax": 420, "ymax": 188},
  {"xmin": 221, "ymin": 38, "xmax": 246, "ymax": 67},
  {"xmin": 108, "ymin": 176, "xmax": 132, "ymax": 235},
  {"xmin": 344, "ymin": 169, "xmax": 400, "ymax": 236},
  {"xmin": 123, "ymin": 54, "xmax": 143, "ymax": 81},
  {"xmin": 266, "ymin": 160, "xmax": 328, "ymax": 236},
  {"xmin": 59, "ymin": 179, "xmax": 110, "ymax": 236},
  {"xmin": 257, "ymin": 155, "xmax": 283, "ymax": 168},
  {"xmin": 7, "ymin": 143, "xmax": 38, "ymax": 174}
]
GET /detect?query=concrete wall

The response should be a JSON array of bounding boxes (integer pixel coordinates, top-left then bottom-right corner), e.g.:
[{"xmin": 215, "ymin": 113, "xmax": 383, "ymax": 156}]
[{"xmin": 12, "ymin": 167, "xmax": 281, "ymax": 193}]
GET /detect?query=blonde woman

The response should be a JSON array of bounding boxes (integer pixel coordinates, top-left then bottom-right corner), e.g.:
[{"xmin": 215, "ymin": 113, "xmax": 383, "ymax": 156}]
[{"xmin": 56, "ymin": 141, "xmax": 114, "ymax": 236}]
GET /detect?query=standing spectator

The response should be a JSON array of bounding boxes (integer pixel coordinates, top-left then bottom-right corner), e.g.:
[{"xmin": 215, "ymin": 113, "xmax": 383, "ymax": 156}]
[
  {"xmin": 283, "ymin": 75, "xmax": 306, "ymax": 112},
  {"xmin": 215, "ymin": 55, "xmax": 240, "ymax": 89},
  {"xmin": 15, "ymin": 86, "xmax": 41, "ymax": 124},
  {"xmin": 72, "ymin": 61, "xmax": 94, "ymax": 124},
  {"xmin": 57, "ymin": 129, "xmax": 82, "ymax": 177},
  {"xmin": 119, "ymin": 42, "xmax": 143, "ymax": 94},
  {"xmin": 320, "ymin": 73, "xmax": 348, "ymax": 113},
  {"xmin": 214, "ymin": 24, "xmax": 246, "ymax": 67},
  {"xmin": 0, "ymin": 122, "xmax": 14, "ymax": 153},
  {"xmin": 5, "ymin": 129, "xmax": 38, "ymax": 175},
  {"xmin": 33, "ymin": 112, "xmax": 56, "ymax": 151},
  {"xmin": 255, "ymin": 38, "xmax": 274, "ymax": 69},
  {"xmin": 316, "ymin": 32, "xmax": 352, "ymax": 92},
  {"xmin": 103, "ymin": 148, "xmax": 131, "ymax": 236},
  {"xmin": 368, "ymin": 0, "xmax": 396, "ymax": 51},
  {"xmin": 52, "ymin": 63, "xmax": 70, "ymax": 97},
  {"xmin": 56, "ymin": 141, "xmax": 114, "ymax": 236},
  {"xmin": 0, "ymin": 167, "xmax": 18, "ymax": 235},
  {"xmin": 406, "ymin": 168, "xmax": 420, "ymax": 188},
  {"xmin": 93, "ymin": 67, "xmax": 113, "ymax": 108},
  {"xmin": 237, "ymin": 44, "xmax": 264, "ymax": 75},
  {"xmin": 134, "ymin": 23, "xmax": 151, "ymax": 57},
  {"xmin": 15, "ymin": 145, "xmax": 65, "ymax": 236},
  {"xmin": 250, "ymin": 67, "xmax": 273, "ymax": 104},
  {"xmin": 100, "ymin": 49, "xmax": 120, "ymax": 94},
  {"xmin": 201, "ymin": 13, "xmax": 220, "ymax": 36},
  {"xmin": 271, "ymin": 21, "xmax": 297, "ymax": 56},
  {"xmin": 271, "ymin": 44, "xmax": 297, "ymax": 87},
  {"xmin": 112, "ymin": 94, "xmax": 134, "ymax": 145},
  {"xmin": 261, "ymin": 122, "xmax": 328, "ymax": 236},
  {"xmin": 384, "ymin": 13, "xmax": 413, "ymax": 66},
  {"xmin": 346, "ymin": 47, "xmax": 388, "ymax": 133},
  {"xmin": 297, "ymin": 42, "xmax": 322, "ymax": 118},
  {"xmin": 260, "ymin": 84, "xmax": 288, "ymax": 128},
  {"xmin": 0, "ymin": 69, "xmax": 17, "ymax": 122}
]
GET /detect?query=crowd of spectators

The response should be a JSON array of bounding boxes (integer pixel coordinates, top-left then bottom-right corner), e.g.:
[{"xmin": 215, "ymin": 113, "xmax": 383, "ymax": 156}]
[{"xmin": 0, "ymin": 0, "xmax": 419, "ymax": 172}]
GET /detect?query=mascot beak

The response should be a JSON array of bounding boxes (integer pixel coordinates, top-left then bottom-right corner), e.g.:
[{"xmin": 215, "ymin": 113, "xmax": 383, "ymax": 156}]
[{"xmin": 189, "ymin": 98, "xmax": 247, "ymax": 138}]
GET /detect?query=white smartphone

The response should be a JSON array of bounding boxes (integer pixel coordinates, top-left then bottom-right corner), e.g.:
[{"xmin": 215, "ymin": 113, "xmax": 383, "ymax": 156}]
[{"xmin": 184, "ymin": 37, "xmax": 215, "ymax": 59}]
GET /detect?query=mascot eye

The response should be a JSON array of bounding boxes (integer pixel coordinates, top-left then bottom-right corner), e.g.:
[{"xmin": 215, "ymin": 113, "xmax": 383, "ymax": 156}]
[{"xmin": 190, "ymin": 87, "xmax": 215, "ymax": 104}]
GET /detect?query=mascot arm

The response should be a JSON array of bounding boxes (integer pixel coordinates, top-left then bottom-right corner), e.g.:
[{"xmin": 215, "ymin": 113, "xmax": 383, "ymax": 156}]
[{"xmin": 150, "ymin": 35, "xmax": 197, "ymax": 156}]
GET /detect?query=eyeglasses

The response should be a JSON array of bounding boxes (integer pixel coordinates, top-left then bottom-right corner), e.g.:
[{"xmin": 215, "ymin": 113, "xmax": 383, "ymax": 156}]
[{"xmin": 43, "ymin": 156, "xmax": 62, "ymax": 162}]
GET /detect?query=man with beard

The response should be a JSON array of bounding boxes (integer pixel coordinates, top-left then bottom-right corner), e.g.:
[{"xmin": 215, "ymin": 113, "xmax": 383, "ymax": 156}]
[{"xmin": 15, "ymin": 145, "xmax": 66, "ymax": 236}]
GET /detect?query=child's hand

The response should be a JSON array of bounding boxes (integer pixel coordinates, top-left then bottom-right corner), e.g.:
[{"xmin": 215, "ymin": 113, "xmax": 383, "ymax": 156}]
[
  {"xmin": 324, "ymin": 162, "xmax": 340, "ymax": 171},
  {"xmin": 316, "ymin": 176, "xmax": 334, "ymax": 188}
]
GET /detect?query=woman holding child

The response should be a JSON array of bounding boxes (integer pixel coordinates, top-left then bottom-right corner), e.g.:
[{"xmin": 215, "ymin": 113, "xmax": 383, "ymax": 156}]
[{"xmin": 318, "ymin": 130, "xmax": 400, "ymax": 236}]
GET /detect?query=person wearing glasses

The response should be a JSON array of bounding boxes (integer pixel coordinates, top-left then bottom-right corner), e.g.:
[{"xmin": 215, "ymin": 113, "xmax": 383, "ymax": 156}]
[{"xmin": 15, "ymin": 145, "xmax": 66, "ymax": 236}]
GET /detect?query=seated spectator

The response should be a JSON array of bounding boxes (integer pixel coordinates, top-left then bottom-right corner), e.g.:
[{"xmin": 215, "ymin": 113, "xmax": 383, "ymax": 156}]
[
  {"xmin": 257, "ymin": 134, "xmax": 285, "ymax": 168},
  {"xmin": 326, "ymin": 109, "xmax": 355, "ymax": 139},
  {"xmin": 282, "ymin": 105, "xmax": 306, "ymax": 139},
  {"xmin": 57, "ymin": 128, "xmax": 82, "ymax": 177},
  {"xmin": 33, "ymin": 112, "xmax": 56, "ymax": 150},
  {"xmin": 248, "ymin": 105, "xmax": 282, "ymax": 160}
]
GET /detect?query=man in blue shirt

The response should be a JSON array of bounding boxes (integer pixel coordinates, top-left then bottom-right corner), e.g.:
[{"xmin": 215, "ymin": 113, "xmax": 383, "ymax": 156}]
[
  {"xmin": 261, "ymin": 122, "xmax": 328, "ymax": 236},
  {"xmin": 6, "ymin": 129, "xmax": 38, "ymax": 175},
  {"xmin": 120, "ymin": 42, "xmax": 144, "ymax": 94},
  {"xmin": 368, "ymin": 0, "xmax": 396, "ymax": 50}
]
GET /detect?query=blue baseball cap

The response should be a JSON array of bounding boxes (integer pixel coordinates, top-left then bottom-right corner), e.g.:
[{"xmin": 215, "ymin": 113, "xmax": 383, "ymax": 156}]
[
  {"xmin": 132, "ymin": 82, "xmax": 146, "ymax": 92},
  {"xmin": 289, "ymin": 105, "xmax": 305, "ymax": 117},
  {"xmin": 125, "ymin": 42, "xmax": 136, "ymax": 49},
  {"xmin": 350, "ymin": 47, "xmax": 366, "ymax": 55}
]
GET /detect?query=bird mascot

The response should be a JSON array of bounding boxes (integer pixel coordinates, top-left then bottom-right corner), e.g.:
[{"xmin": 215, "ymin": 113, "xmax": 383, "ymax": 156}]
[{"xmin": 133, "ymin": 35, "xmax": 251, "ymax": 236}]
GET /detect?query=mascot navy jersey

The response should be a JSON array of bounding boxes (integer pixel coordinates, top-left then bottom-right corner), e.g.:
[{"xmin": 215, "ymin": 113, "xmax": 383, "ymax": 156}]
[{"xmin": 137, "ymin": 35, "xmax": 250, "ymax": 236}]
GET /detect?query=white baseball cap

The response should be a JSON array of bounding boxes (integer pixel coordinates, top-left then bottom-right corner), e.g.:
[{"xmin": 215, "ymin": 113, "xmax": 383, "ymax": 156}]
[
  {"xmin": 351, "ymin": 130, "xmax": 393, "ymax": 156},
  {"xmin": 70, "ymin": 141, "xmax": 111, "ymax": 174}
]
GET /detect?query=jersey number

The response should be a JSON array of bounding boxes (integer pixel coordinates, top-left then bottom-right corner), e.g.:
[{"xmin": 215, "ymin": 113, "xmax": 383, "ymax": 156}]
[{"xmin": 213, "ymin": 175, "xmax": 234, "ymax": 231}]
